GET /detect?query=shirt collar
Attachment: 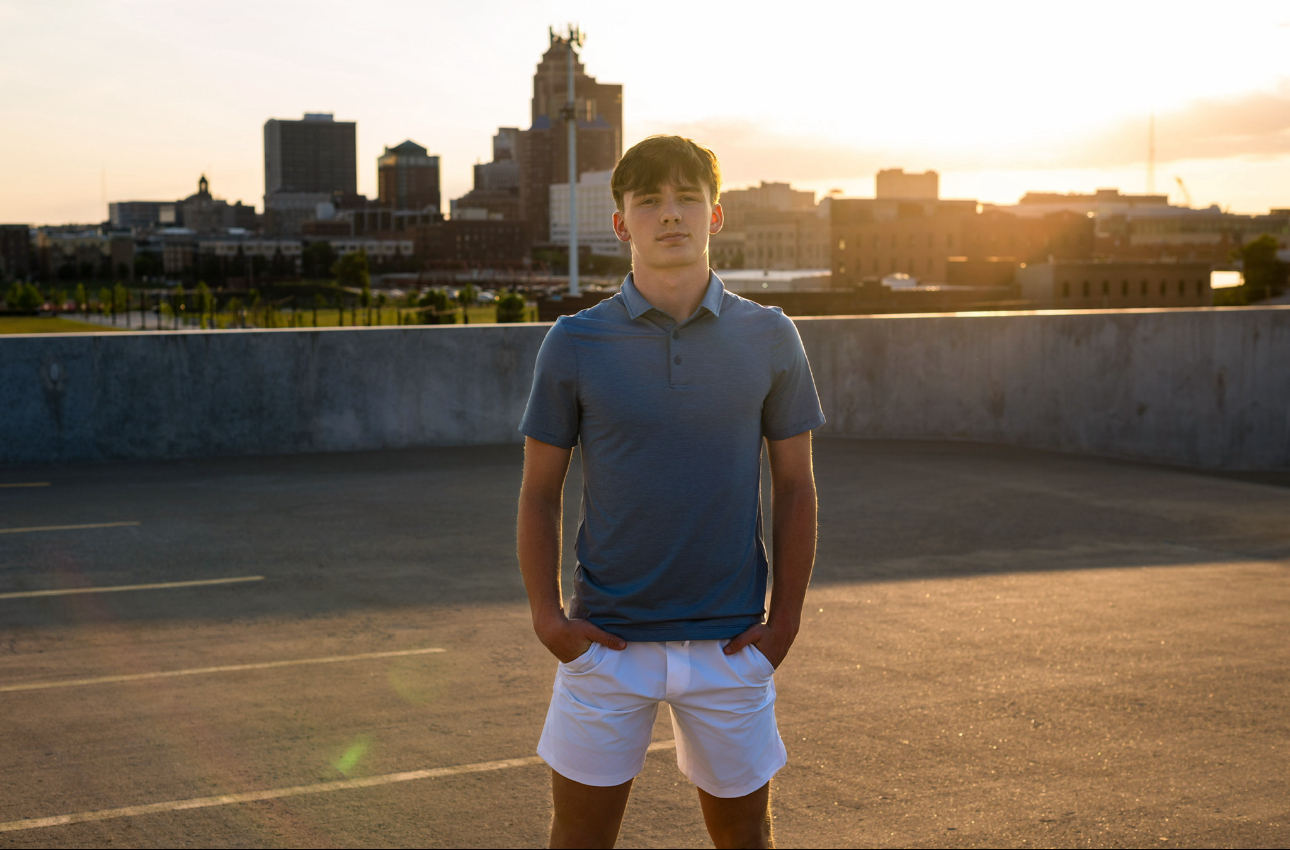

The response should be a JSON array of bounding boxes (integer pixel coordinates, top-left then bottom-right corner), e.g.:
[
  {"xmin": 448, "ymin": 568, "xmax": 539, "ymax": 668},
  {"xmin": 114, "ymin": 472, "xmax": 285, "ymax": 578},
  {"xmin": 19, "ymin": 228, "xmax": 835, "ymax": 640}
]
[{"xmin": 620, "ymin": 271, "xmax": 726, "ymax": 321}]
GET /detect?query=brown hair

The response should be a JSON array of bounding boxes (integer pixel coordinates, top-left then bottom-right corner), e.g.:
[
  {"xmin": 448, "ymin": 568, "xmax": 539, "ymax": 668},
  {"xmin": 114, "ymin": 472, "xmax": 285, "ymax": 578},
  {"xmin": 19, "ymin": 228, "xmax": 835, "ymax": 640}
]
[{"xmin": 610, "ymin": 135, "xmax": 721, "ymax": 212}]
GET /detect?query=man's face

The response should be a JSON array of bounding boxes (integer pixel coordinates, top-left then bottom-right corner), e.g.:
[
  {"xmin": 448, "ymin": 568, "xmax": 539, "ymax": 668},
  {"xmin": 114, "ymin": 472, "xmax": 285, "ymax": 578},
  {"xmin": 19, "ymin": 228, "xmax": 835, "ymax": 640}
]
[{"xmin": 612, "ymin": 181, "xmax": 724, "ymax": 270}]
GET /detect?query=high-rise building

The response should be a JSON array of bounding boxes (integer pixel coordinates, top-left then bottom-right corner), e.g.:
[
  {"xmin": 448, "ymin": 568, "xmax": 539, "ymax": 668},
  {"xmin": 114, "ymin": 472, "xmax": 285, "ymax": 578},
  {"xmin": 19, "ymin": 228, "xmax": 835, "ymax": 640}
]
[
  {"xmin": 452, "ymin": 128, "xmax": 523, "ymax": 222},
  {"xmin": 377, "ymin": 140, "xmax": 441, "ymax": 212},
  {"xmin": 263, "ymin": 113, "xmax": 357, "ymax": 196},
  {"xmin": 263, "ymin": 113, "xmax": 357, "ymax": 237},
  {"xmin": 516, "ymin": 34, "xmax": 622, "ymax": 245}
]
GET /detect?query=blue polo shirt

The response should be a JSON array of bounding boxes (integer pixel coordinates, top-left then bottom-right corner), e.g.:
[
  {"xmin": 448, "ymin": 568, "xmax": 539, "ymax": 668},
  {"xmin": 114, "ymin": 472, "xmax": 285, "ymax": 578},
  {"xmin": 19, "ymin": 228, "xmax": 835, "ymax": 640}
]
[{"xmin": 520, "ymin": 272, "xmax": 825, "ymax": 641}]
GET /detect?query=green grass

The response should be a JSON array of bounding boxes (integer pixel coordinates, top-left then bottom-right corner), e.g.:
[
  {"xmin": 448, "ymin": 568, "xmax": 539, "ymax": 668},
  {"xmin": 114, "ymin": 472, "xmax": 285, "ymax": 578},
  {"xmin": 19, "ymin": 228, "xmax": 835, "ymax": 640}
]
[{"xmin": 0, "ymin": 316, "xmax": 123, "ymax": 334}]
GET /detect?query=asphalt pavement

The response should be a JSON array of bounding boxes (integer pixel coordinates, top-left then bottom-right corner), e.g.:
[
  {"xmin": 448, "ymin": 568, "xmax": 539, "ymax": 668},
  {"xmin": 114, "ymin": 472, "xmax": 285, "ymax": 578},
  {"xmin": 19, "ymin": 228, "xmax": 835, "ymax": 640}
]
[{"xmin": 0, "ymin": 438, "xmax": 1286, "ymax": 848}]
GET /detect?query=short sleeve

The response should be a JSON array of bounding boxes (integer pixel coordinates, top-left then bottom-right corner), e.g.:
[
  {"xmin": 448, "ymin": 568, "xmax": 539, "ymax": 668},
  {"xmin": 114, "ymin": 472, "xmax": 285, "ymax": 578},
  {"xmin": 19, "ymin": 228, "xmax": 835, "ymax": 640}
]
[
  {"xmin": 761, "ymin": 313, "xmax": 825, "ymax": 441},
  {"xmin": 520, "ymin": 319, "xmax": 581, "ymax": 448}
]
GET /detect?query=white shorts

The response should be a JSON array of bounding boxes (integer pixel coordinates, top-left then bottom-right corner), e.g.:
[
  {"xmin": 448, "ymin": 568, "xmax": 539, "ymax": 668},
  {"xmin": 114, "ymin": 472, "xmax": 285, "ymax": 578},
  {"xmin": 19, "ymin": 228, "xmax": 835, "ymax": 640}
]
[{"xmin": 537, "ymin": 639, "xmax": 787, "ymax": 798}]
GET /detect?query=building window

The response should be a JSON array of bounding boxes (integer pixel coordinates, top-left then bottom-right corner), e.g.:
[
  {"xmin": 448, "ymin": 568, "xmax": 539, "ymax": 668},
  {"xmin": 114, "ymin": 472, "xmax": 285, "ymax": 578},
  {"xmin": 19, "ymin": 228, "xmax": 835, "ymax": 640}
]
[
  {"xmin": 1159, "ymin": 280, "xmax": 1167, "ymax": 296},
  {"xmin": 1196, "ymin": 279, "xmax": 1204, "ymax": 295},
  {"xmin": 1082, "ymin": 280, "xmax": 1090, "ymax": 297},
  {"xmin": 1178, "ymin": 280, "xmax": 1185, "ymax": 296},
  {"xmin": 1061, "ymin": 281, "xmax": 1070, "ymax": 298},
  {"xmin": 1121, "ymin": 280, "xmax": 1128, "ymax": 296},
  {"xmin": 1141, "ymin": 280, "xmax": 1148, "ymax": 295},
  {"xmin": 838, "ymin": 238, "xmax": 846, "ymax": 251},
  {"xmin": 1102, "ymin": 280, "xmax": 1109, "ymax": 295}
]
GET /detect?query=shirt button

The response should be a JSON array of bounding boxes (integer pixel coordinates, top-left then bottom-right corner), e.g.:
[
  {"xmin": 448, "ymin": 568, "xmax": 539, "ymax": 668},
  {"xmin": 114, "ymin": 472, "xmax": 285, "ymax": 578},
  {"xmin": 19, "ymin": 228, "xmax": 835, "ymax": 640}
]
[
  {"xmin": 672, "ymin": 331, "xmax": 679, "ymax": 339},
  {"xmin": 674, "ymin": 356, "xmax": 681, "ymax": 365}
]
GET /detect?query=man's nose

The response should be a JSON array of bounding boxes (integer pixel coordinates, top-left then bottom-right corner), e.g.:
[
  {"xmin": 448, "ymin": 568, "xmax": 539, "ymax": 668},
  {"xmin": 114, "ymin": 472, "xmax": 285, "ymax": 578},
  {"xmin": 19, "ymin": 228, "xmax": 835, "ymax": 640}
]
[{"xmin": 659, "ymin": 202, "xmax": 682, "ymax": 223}]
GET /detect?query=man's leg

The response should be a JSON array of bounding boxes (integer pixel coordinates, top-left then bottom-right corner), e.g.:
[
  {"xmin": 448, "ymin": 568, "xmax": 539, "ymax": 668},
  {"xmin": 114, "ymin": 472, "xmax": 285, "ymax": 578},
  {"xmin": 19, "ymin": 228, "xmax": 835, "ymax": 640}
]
[
  {"xmin": 697, "ymin": 781, "xmax": 772, "ymax": 849},
  {"xmin": 550, "ymin": 770, "xmax": 634, "ymax": 849}
]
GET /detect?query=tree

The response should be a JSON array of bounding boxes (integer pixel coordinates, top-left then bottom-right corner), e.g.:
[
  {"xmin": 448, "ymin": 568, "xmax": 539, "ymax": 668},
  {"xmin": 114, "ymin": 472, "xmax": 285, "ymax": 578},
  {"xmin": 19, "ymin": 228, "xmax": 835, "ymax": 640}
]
[
  {"xmin": 302, "ymin": 241, "xmax": 338, "ymax": 279},
  {"xmin": 376, "ymin": 291, "xmax": 388, "ymax": 325},
  {"xmin": 1236, "ymin": 235, "xmax": 1287, "ymax": 302},
  {"xmin": 419, "ymin": 288, "xmax": 455, "ymax": 324},
  {"xmin": 5, "ymin": 282, "xmax": 41, "ymax": 311},
  {"xmin": 456, "ymin": 284, "xmax": 478, "ymax": 325},
  {"xmin": 358, "ymin": 282, "xmax": 373, "ymax": 325},
  {"xmin": 496, "ymin": 290, "xmax": 527, "ymax": 323},
  {"xmin": 195, "ymin": 282, "xmax": 214, "ymax": 329},
  {"xmin": 52, "ymin": 287, "xmax": 67, "ymax": 313},
  {"xmin": 174, "ymin": 283, "xmax": 187, "ymax": 329},
  {"xmin": 97, "ymin": 287, "xmax": 112, "ymax": 319},
  {"xmin": 74, "ymin": 283, "xmax": 88, "ymax": 318},
  {"xmin": 112, "ymin": 283, "xmax": 128, "ymax": 326},
  {"xmin": 331, "ymin": 249, "xmax": 369, "ymax": 289},
  {"xmin": 227, "ymin": 297, "xmax": 244, "ymax": 329}
]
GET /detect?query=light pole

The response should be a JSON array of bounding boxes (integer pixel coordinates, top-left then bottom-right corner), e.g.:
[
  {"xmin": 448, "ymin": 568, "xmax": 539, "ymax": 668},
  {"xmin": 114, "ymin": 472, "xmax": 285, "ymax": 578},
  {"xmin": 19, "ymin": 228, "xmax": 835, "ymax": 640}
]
[{"xmin": 553, "ymin": 24, "xmax": 584, "ymax": 297}]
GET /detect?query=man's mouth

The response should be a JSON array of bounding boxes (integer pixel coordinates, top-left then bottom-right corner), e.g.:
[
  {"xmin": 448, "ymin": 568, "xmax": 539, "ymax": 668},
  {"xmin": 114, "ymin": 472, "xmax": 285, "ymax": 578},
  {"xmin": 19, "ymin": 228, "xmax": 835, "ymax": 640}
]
[{"xmin": 657, "ymin": 232, "xmax": 688, "ymax": 243}]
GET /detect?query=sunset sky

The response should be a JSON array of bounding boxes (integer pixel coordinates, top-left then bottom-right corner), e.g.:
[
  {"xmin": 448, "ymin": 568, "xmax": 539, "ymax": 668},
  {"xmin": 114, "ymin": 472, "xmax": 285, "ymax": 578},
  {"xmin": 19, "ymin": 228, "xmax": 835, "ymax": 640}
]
[{"xmin": 2, "ymin": 0, "xmax": 1288, "ymax": 224}]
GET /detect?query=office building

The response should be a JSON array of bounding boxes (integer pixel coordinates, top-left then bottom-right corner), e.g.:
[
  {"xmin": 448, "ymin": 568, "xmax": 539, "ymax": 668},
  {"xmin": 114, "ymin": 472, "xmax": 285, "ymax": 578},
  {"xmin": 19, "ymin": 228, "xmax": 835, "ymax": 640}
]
[
  {"xmin": 548, "ymin": 170, "xmax": 622, "ymax": 256},
  {"xmin": 377, "ymin": 140, "xmax": 441, "ymax": 212},
  {"xmin": 517, "ymin": 34, "xmax": 622, "ymax": 245},
  {"xmin": 414, "ymin": 219, "xmax": 528, "ymax": 267},
  {"xmin": 264, "ymin": 113, "xmax": 357, "ymax": 195},
  {"xmin": 179, "ymin": 175, "xmax": 257, "ymax": 233},
  {"xmin": 876, "ymin": 169, "xmax": 939, "ymax": 200},
  {"xmin": 1018, "ymin": 260, "xmax": 1212, "ymax": 308},
  {"xmin": 264, "ymin": 113, "xmax": 357, "ymax": 236},
  {"xmin": 711, "ymin": 181, "xmax": 823, "ymax": 270},
  {"xmin": 109, "ymin": 201, "xmax": 177, "ymax": 230},
  {"xmin": 452, "ymin": 128, "xmax": 523, "ymax": 222}
]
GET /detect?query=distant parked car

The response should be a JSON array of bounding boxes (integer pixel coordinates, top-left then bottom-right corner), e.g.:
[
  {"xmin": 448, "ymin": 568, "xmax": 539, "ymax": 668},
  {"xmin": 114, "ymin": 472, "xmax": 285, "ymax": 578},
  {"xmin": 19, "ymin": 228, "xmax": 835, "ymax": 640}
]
[{"xmin": 476, "ymin": 289, "xmax": 497, "ymax": 304}]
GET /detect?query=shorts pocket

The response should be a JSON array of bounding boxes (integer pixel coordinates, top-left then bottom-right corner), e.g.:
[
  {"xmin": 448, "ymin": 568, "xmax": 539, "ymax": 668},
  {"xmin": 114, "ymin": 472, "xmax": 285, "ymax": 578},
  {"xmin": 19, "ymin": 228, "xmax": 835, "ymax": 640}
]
[
  {"xmin": 559, "ymin": 641, "xmax": 604, "ymax": 674},
  {"xmin": 747, "ymin": 645, "xmax": 776, "ymax": 678}
]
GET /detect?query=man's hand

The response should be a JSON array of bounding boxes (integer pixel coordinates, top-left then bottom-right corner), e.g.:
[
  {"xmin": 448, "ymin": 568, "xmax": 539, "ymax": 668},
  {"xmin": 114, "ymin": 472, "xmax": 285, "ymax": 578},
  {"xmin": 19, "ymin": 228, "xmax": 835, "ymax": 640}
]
[
  {"xmin": 723, "ymin": 621, "xmax": 797, "ymax": 670},
  {"xmin": 535, "ymin": 611, "xmax": 627, "ymax": 664}
]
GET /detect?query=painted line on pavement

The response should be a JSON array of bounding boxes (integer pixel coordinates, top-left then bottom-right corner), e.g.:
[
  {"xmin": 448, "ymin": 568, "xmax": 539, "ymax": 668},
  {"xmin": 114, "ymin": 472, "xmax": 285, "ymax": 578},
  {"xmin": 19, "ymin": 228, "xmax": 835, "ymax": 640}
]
[
  {"xmin": 0, "ymin": 741, "xmax": 678, "ymax": 832},
  {"xmin": 0, "ymin": 521, "xmax": 140, "ymax": 535},
  {"xmin": 0, "ymin": 647, "xmax": 447, "ymax": 694},
  {"xmin": 0, "ymin": 575, "xmax": 265, "ymax": 601},
  {"xmin": 0, "ymin": 482, "xmax": 50, "ymax": 489}
]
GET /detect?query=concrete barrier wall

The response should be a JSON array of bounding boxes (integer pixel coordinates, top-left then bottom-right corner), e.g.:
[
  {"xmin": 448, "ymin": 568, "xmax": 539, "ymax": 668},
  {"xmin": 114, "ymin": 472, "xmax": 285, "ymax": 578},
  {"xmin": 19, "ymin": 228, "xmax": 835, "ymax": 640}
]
[
  {"xmin": 2, "ymin": 307, "xmax": 1288, "ymax": 469},
  {"xmin": 799, "ymin": 307, "xmax": 1290, "ymax": 470}
]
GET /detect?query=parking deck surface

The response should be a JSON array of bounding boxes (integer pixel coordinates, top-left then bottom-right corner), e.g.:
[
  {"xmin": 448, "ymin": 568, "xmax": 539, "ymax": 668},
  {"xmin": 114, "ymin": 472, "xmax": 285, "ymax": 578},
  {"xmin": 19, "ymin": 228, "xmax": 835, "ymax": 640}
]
[{"xmin": 0, "ymin": 438, "xmax": 1287, "ymax": 848}]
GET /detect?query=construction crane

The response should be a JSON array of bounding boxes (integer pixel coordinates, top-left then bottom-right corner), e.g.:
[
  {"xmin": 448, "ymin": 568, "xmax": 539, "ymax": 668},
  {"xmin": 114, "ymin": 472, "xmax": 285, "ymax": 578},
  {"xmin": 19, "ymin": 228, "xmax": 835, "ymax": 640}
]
[{"xmin": 1175, "ymin": 175, "xmax": 1194, "ymax": 209}]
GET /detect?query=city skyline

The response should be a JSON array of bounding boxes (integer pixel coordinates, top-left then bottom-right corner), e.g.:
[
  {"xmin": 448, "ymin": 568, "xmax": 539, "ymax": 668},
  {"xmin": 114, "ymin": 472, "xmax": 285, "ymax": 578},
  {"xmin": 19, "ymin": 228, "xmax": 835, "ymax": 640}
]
[{"xmin": 2, "ymin": 0, "xmax": 1289, "ymax": 224}]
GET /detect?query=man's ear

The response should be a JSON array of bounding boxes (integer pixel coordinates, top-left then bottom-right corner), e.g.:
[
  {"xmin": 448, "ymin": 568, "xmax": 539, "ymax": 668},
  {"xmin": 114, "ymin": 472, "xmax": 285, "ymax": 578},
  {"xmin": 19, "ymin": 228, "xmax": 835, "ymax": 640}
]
[
  {"xmin": 709, "ymin": 203, "xmax": 724, "ymax": 235},
  {"xmin": 612, "ymin": 210, "xmax": 632, "ymax": 243}
]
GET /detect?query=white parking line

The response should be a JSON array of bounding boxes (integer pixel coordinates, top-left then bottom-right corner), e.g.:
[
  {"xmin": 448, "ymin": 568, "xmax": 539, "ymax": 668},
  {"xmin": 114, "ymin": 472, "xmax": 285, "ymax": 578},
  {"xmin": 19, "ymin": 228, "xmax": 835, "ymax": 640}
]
[
  {"xmin": 0, "ymin": 482, "xmax": 50, "ymax": 489},
  {"xmin": 0, "ymin": 647, "xmax": 447, "ymax": 694},
  {"xmin": 0, "ymin": 521, "xmax": 140, "ymax": 535},
  {"xmin": 0, "ymin": 741, "xmax": 677, "ymax": 833},
  {"xmin": 0, "ymin": 575, "xmax": 265, "ymax": 600}
]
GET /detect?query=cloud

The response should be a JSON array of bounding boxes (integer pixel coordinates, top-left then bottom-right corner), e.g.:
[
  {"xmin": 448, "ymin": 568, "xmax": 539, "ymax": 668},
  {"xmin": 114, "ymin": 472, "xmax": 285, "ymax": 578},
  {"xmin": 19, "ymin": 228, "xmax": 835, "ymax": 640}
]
[{"xmin": 635, "ymin": 82, "xmax": 1290, "ymax": 184}]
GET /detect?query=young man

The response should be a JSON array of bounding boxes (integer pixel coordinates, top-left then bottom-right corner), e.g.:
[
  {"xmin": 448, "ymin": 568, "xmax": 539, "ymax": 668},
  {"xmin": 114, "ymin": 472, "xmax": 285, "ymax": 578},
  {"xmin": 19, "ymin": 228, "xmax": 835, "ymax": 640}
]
[{"xmin": 517, "ymin": 135, "xmax": 824, "ymax": 849}]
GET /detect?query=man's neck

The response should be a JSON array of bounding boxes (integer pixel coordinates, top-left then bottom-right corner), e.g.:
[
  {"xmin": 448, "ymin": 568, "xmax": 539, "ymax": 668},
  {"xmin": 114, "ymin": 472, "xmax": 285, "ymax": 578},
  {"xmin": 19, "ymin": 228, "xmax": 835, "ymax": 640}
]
[{"xmin": 629, "ymin": 260, "xmax": 710, "ymax": 322}]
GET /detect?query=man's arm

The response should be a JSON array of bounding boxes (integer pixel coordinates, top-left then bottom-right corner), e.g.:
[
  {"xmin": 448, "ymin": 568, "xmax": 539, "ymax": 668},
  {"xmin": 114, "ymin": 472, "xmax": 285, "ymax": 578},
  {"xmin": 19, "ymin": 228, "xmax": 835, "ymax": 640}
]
[
  {"xmin": 518, "ymin": 436, "xmax": 627, "ymax": 663},
  {"xmin": 723, "ymin": 430, "xmax": 817, "ymax": 668}
]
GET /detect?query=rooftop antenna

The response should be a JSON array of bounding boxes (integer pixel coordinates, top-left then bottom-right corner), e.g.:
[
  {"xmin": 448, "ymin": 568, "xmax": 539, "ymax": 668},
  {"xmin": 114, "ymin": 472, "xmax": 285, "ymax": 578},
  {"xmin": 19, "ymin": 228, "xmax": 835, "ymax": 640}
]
[
  {"xmin": 1147, "ymin": 113, "xmax": 1156, "ymax": 195},
  {"xmin": 552, "ymin": 24, "xmax": 585, "ymax": 296}
]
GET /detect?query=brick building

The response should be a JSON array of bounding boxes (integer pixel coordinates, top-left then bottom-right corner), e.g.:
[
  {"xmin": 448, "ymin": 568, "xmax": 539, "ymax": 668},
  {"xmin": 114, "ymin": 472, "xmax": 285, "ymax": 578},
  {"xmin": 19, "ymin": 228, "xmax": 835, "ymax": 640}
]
[
  {"xmin": 414, "ymin": 220, "xmax": 529, "ymax": 268},
  {"xmin": 1018, "ymin": 260, "xmax": 1212, "ymax": 308},
  {"xmin": 829, "ymin": 197, "xmax": 1093, "ymax": 287},
  {"xmin": 377, "ymin": 140, "xmax": 441, "ymax": 213}
]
